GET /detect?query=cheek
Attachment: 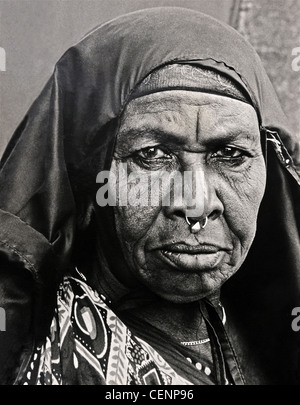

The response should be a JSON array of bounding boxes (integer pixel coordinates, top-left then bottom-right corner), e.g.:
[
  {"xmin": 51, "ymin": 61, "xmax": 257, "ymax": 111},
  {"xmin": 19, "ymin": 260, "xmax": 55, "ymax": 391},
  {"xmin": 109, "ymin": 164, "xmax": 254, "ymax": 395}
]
[
  {"xmin": 111, "ymin": 159, "xmax": 159, "ymax": 244},
  {"xmin": 114, "ymin": 205, "xmax": 160, "ymax": 248},
  {"xmin": 113, "ymin": 163, "xmax": 174, "ymax": 245},
  {"xmin": 221, "ymin": 158, "xmax": 266, "ymax": 245}
]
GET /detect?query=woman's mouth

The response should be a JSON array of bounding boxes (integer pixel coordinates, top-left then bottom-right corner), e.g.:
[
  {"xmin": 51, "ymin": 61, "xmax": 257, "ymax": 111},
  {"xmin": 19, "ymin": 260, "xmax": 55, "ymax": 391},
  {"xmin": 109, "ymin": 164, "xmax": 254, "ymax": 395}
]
[{"xmin": 157, "ymin": 243, "xmax": 228, "ymax": 272}]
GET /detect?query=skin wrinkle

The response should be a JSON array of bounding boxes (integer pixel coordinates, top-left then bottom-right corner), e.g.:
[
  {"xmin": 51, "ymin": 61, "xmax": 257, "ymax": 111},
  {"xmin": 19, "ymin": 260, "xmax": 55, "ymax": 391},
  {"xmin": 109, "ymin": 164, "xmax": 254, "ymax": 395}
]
[{"xmin": 111, "ymin": 91, "xmax": 266, "ymax": 328}]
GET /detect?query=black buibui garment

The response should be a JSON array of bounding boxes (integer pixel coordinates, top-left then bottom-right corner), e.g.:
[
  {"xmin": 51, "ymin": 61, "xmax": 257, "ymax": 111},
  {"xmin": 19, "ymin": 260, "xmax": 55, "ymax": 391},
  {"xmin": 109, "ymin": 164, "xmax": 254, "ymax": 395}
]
[{"xmin": 0, "ymin": 7, "xmax": 299, "ymax": 384}]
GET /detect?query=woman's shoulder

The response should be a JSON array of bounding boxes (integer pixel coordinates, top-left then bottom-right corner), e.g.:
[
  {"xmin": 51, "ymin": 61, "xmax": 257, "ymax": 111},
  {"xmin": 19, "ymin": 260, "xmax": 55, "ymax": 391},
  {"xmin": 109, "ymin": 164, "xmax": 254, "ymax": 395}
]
[{"xmin": 19, "ymin": 274, "xmax": 191, "ymax": 385}]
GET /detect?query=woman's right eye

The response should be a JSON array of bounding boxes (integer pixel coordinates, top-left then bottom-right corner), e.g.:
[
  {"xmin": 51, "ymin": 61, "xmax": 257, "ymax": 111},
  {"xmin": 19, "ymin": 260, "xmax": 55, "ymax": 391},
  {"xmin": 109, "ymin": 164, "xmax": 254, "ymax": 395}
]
[
  {"xmin": 130, "ymin": 146, "xmax": 173, "ymax": 170},
  {"xmin": 136, "ymin": 146, "xmax": 172, "ymax": 161}
]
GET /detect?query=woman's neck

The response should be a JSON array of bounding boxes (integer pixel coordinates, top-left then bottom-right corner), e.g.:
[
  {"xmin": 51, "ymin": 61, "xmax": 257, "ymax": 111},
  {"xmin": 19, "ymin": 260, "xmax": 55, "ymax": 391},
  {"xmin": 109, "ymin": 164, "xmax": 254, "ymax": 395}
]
[
  {"xmin": 130, "ymin": 299, "xmax": 208, "ymax": 344},
  {"xmin": 87, "ymin": 246, "xmax": 220, "ymax": 346}
]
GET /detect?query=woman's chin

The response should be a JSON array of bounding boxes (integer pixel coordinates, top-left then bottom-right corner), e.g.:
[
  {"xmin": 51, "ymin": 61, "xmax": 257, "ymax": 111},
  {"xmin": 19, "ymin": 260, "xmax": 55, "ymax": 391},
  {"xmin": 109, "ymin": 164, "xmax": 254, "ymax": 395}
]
[
  {"xmin": 151, "ymin": 289, "xmax": 213, "ymax": 304},
  {"xmin": 134, "ymin": 252, "xmax": 235, "ymax": 303},
  {"xmin": 143, "ymin": 276, "xmax": 223, "ymax": 304}
]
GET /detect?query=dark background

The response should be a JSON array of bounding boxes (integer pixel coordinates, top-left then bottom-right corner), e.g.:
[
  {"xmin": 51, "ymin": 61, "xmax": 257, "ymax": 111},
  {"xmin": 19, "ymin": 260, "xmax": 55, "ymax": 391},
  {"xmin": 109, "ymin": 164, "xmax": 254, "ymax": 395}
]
[{"xmin": 0, "ymin": 0, "xmax": 299, "ymax": 156}]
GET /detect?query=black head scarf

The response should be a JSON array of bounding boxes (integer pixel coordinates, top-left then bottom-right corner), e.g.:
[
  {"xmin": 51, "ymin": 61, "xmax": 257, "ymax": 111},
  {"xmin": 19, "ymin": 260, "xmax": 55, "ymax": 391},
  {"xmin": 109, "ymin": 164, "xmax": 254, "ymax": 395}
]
[{"xmin": 0, "ymin": 8, "xmax": 299, "ymax": 384}]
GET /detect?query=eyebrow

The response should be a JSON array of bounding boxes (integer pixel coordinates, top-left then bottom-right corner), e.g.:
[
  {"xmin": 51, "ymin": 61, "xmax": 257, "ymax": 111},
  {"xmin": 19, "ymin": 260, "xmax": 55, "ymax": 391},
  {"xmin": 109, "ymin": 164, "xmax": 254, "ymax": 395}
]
[
  {"xmin": 118, "ymin": 128, "xmax": 185, "ymax": 146},
  {"xmin": 118, "ymin": 127, "xmax": 258, "ymax": 149}
]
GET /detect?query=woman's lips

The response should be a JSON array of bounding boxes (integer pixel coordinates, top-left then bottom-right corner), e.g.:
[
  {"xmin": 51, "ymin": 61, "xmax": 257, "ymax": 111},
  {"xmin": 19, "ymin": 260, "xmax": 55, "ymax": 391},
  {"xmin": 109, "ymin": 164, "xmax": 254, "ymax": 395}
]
[
  {"xmin": 161, "ymin": 243, "xmax": 222, "ymax": 254},
  {"xmin": 157, "ymin": 243, "xmax": 229, "ymax": 272}
]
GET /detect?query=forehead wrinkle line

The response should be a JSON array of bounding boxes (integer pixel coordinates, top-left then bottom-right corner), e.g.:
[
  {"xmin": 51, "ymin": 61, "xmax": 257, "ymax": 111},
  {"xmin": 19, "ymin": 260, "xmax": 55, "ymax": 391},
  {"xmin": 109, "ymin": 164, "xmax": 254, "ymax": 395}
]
[
  {"xmin": 117, "ymin": 127, "xmax": 185, "ymax": 145},
  {"xmin": 125, "ymin": 97, "xmax": 213, "ymax": 115}
]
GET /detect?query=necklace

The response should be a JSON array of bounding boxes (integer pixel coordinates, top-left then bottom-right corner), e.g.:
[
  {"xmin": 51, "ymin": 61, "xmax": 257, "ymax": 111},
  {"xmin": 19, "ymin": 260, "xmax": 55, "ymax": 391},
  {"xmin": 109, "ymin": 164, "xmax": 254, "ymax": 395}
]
[
  {"xmin": 180, "ymin": 303, "xmax": 226, "ymax": 347},
  {"xmin": 180, "ymin": 338, "xmax": 210, "ymax": 346}
]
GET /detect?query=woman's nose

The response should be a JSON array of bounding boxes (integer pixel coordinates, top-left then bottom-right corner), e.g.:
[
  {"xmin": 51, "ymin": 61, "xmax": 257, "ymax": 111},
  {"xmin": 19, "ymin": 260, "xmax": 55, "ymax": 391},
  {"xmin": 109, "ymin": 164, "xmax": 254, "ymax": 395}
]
[{"xmin": 162, "ymin": 168, "xmax": 224, "ymax": 223}]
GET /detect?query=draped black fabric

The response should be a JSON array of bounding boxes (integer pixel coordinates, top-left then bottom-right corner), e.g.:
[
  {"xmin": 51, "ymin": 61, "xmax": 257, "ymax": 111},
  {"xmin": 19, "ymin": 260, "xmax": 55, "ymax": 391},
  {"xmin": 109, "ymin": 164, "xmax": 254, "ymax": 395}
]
[{"xmin": 0, "ymin": 7, "xmax": 299, "ymax": 384}]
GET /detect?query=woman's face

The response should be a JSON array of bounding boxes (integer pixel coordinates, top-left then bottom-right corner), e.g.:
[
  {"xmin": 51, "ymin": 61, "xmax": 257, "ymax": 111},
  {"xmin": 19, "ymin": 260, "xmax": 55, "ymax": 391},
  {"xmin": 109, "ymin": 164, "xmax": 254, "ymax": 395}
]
[{"xmin": 110, "ymin": 90, "xmax": 266, "ymax": 303}]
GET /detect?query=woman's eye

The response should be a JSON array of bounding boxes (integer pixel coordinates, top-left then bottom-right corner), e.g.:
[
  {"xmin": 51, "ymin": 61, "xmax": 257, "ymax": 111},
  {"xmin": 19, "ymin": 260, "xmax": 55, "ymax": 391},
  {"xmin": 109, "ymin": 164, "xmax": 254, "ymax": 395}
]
[
  {"xmin": 131, "ymin": 146, "xmax": 173, "ymax": 170},
  {"xmin": 136, "ymin": 146, "xmax": 171, "ymax": 160},
  {"xmin": 211, "ymin": 147, "xmax": 245, "ymax": 161}
]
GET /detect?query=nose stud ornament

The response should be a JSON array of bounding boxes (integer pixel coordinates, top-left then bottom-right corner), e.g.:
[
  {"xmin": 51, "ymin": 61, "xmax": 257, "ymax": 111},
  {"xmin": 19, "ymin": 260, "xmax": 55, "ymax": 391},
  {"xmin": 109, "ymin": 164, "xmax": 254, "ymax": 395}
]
[{"xmin": 185, "ymin": 216, "xmax": 208, "ymax": 233}]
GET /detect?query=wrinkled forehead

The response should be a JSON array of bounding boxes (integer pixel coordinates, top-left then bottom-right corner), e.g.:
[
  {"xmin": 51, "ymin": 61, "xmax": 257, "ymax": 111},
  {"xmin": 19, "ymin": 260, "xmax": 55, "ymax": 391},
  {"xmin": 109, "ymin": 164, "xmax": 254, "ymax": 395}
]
[
  {"xmin": 123, "ymin": 90, "xmax": 253, "ymax": 114},
  {"xmin": 118, "ymin": 90, "xmax": 260, "ymax": 146},
  {"xmin": 118, "ymin": 64, "xmax": 258, "ymax": 140}
]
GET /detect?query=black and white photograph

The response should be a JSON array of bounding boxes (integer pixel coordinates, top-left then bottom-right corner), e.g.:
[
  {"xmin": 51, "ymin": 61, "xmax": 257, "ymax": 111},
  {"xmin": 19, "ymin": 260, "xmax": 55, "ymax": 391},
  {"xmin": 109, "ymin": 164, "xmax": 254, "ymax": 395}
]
[{"xmin": 0, "ymin": 0, "xmax": 299, "ymax": 388}]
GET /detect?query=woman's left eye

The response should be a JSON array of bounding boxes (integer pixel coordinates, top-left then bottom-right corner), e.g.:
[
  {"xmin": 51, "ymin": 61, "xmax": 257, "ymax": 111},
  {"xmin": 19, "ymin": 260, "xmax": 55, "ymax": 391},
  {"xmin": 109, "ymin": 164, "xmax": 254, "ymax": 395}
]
[
  {"xmin": 136, "ymin": 146, "xmax": 171, "ymax": 160},
  {"xmin": 211, "ymin": 147, "xmax": 246, "ymax": 161}
]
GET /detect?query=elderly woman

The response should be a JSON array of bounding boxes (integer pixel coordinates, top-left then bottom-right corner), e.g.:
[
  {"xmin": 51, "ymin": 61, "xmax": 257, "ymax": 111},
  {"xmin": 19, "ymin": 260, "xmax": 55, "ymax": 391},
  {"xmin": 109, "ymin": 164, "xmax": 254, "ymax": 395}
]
[{"xmin": 0, "ymin": 8, "xmax": 299, "ymax": 385}]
